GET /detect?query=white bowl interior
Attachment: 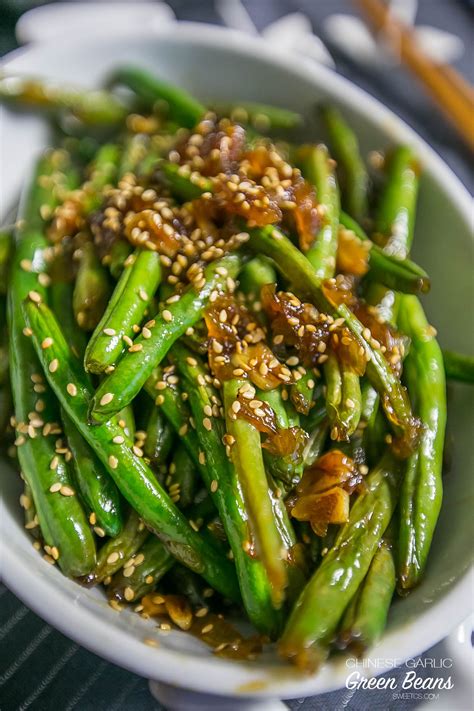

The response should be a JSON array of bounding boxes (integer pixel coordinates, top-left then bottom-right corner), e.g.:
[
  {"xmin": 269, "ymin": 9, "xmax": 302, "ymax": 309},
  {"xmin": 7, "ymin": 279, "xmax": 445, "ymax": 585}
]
[{"xmin": 1, "ymin": 25, "xmax": 473, "ymax": 699}]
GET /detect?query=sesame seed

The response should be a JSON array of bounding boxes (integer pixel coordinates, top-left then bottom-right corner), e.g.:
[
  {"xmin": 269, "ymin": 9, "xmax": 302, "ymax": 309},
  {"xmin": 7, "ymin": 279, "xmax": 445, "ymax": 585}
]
[
  {"xmin": 178, "ymin": 424, "xmax": 188, "ymax": 436},
  {"xmin": 49, "ymin": 482, "xmax": 62, "ymax": 493},
  {"xmin": 89, "ymin": 512, "xmax": 97, "ymax": 525},
  {"xmin": 124, "ymin": 587, "xmax": 135, "ymax": 601},
  {"xmin": 142, "ymin": 327, "xmax": 152, "ymax": 339},
  {"xmin": 48, "ymin": 358, "xmax": 59, "ymax": 376},
  {"xmin": 162, "ymin": 310, "xmax": 173, "ymax": 322},
  {"xmin": 123, "ymin": 335, "xmax": 133, "ymax": 347},
  {"xmin": 139, "ymin": 289, "xmax": 149, "ymax": 302},
  {"xmin": 132, "ymin": 445, "xmax": 143, "ymax": 457},
  {"xmin": 60, "ymin": 485, "xmax": 75, "ymax": 497},
  {"xmin": 145, "ymin": 575, "xmax": 154, "ymax": 584},
  {"xmin": 94, "ymin": 526, "xmax": 106, "ymax": 538},
  {"xmin": 50, "ymin": 456, "xmax": 59, "ymax": 470},
  {"xmin": 210, "ymin": 480, "xmax": 218, "ymax": 493},
  {"xmin": 231, "ymin": 400, "xmax": 241, "ymax": 414},
  {"xmin": 20, "ymin": 259, "xmax": 32, "ymax": 271},
  {"xmin": 103, "ymin": 328, "xmax": 116, "ymax": 336},
  {"xmin": 38, "ymin": 273, "xmax": 51, "ymax": 287},
  {"xmin": 186, "ymin": 356, "xmax": 198, "ymax": 366},
  {"xmin": 203, "ymin": 417, "xmax": 212, "ymax": 431},
  {"xmin": 143, "ymin": 637, "xmax": 159, "ymax": 647},
  {"xmin": 23, "ymin": 327, "xmax": 33, "ymax": 337},
  {"xmin": 195, "ymin": 607, "xmax": 208, "ymax": 618},
  {"xmin": 66, "ymin": 383, "xmax": 77, "ymax": 397},
  {"xmin": 41, "ymin": 337, "xmax": 53, "ymax": 349},
  {"xmin": 108, "ymin": 455, "xmax": 119, "ymax": 469},
  {"xmin": 100, "ymin": 392, "xmax": 114, "ymax": 406},
  {"xmin": 360, "ymin": 464, "xmax": 369, "ymax": 475},
  {"xmin": 28, "ymin": 290, "xmax": 42, "ymax": 303},
  {"xmin": 198, "ymin": 451, "xmax": 206, "ymax": 465},
  {"xmin": 128, "ymin": 343, "xmax": 143, "ymax": 353},
  {"xmin": 201, "ymin": 624, "xmax": 214, "ymax": 634},
  {"xmin": 107, "ymin": 552, "xmax": 120, "ymax": 564},
  {"xmin": 113, "ymin": 435, "xmax": 125, "ymax": 444}
]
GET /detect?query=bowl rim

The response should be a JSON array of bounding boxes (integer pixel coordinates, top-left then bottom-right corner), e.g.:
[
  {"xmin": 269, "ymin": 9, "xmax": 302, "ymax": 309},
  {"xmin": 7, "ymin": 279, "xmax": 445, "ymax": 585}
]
[{"xmin": 1, "ymin": 22, "xmax": 472, "ymax": 699}]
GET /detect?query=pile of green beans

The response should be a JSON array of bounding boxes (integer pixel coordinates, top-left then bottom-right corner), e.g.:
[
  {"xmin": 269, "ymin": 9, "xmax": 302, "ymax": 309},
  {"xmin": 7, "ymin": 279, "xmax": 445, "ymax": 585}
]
[{"xmin": 2, "ymin": 65, "xmax": 471, "ymax": 672}]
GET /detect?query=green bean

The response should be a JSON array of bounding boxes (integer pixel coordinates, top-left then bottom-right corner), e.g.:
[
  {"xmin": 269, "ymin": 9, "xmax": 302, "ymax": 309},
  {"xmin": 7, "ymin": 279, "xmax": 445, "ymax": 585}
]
[
  {"xmin": 279, "ymin": 451, "xmax": 401, "ymax": 671},
  {"xmin": 109, "ymin": 66, "xmax": 205, "ymax": 128},
  {"xmin": 168, "ymin": 446, "xmax": 198, "ymax": 510},
  {"xmin": 247, "ymin": 225, "xmax": 419, "ymax": 456},
  {"xmin": 108, "ymin": 241, "xmax": 133, "ymax": 280},
  {"xmin": 144, "ymin": 405, "xmax": 175, "ymax": 467},
  {"xmin": 166, "ymin": 565, "xmax": 209, "ymax": 610},
  {"xmin": 223, "ymin": 378, "xmax": 288, "ymax": 607},
  {"xmin": 442, "ymin": 350, "xmax": 474, "ymax": 384},
  {"xmin": 174, "ymin": 345, "xmax": 283, "ymax": 637},
  {"xmin": 337, "ymin": 540, "xmax": 396, "ymax": 654},
  {"xmin": 50, "ymin": 281, "xmax": 87, "ymax": 359},
  {"xmin": 324, "ymin": 353, "xmax": 362, "ymax": 441},
  {"xmin": 108, "ymin": 535, "xmax": 174, "ymax": 603},
  {"xmin": 320, "ymin": 105, "xmax": 369, "ymax": 223},
  {"xmin": 23, "ymin": 297, "xmax": 240, "ymax": 601},
  {"xmin": 8, "ymin": 151, "xmax": 96, "ymax": 577},
  {"xmin": 0, "ymin": 230, "xmax": 12, "ymax": 294},
  {"xmin": 374, "ymin": 146, "xmax": 419, "ymax": 258},
  {"xmin": 84, "ymin": 249, "xmax": 162, "ymax": 373},
  {"xmin": 258, "ymin": 387, "xmax": 303, "ymax": 488},
  {"xmin": 296, "ymin": 144, "xmax": 340, "ymax": 280},
  {"xmin": 84, "ymin": 510, "xmax": 149, "ymax": 585},
  {"xmin": 340, "ymin": 211, "xmax": 430, "ymax": 295},
  {"xmin": 73, "ymin": 241, "xmax": 111, "ymax": 331},
  {"xmin": 61, "ymin": 408, "xmax": 123, "ymax": 537},
  {"xmin": 397, "ymin": 296, "xmax": 446, "ymax": 591},
  {"xmin": 0, "ymin": 74, "xmax": 127, "ymax": 125},
  {"xmin": 90, "ymin": 253, "xmax": 242, "ymax": 424},
  {"xmin": 239, "ymin": 255, "xmax": 277, "ymax": 310}
]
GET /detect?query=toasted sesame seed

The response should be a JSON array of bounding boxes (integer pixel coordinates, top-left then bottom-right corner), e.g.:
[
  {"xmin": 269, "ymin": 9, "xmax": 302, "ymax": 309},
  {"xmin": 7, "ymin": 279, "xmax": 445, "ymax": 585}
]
[
  {"xmin": 203, "ymin": 417, "xmax": 212, "ymax": 431},
  {"xmin": 20, "ymin": 259, "xmax": 32, "ymax": 272},
  {"xmin": 198, "ymin": 451, "xmax": 206, "ymax": 465},
  {"xmin": 143, "ymin": 637, "xmax": 159, "ymax": 647},
  {"xmin": 139, "ymin": 288, "xmax": 149, "ymax": 302},
  {"xmin": 45, "ymin": 360, "xmax": 58, "ymax": 376},
  {"xmin": 123, "ymin": 335, "xmax": 133, "ymax": 347},
  {"xmin": 145, "ymin": 575, "xmax": 154, "ymax": 584},
  {"xmin": 60, "ymin": 485, "xmax": 75, "ymax": 497},
  {"xmin": 142, "ymin": 327, "xmax": 152, "ymax": 339},
  {"xmin": 186, "ymin": 356, "xmax": 198, "ymax": 366},
  {"xmin": 108, "ymin": 455, "xmax": 119, "ymax": 469},
  {"xmin": 124, "ymin": 587, "xmax": 135, "ymax": 601},
  {"xmin": 89, "ymin": 512, "xmax": 97, "ymax": 525},
  {"xmin": 41, "ymin": 337, "xmax": 53, "ymax": 350},
  {"xmin": 38, "ymin": 273, "xmax": 51, "ymax": 287},
  {"xmin": 122, "ymin": 566, "xmax": 134, "ymax": 578},
  {"xmin": 28, "ymin": 290, "xmax": 42, "ymax": 303},
  {"xmin": 100, "ymin": 392, "xmax": 114, "ymax": 406},
  {"xmin": 103, "ymin": 328, "xmax": 116, "ymax": 336},
  {"xmin": 210, "ymin": 480, "xmax": 218, "ymax": 493},
  {"xmin": 94, "ymin": 526, "xmax": 106, "ymax": 538},
  {"xmin": 50, "ymin": 456, "xmax": 59, "ymax": 470},
  {"xmin": 162, "ymin": 309, "xmax": 173, "ymax": 322},
  {"xmin": 178, "ymin": 423, "xmax": 188, "ymax": 436},
  {"xmin": 360, "ymin": 464, "xmax": 369, "ymax": 475},
  {"xmin": 201, "ymin": 623, "xmax": 214, "ymax": 634},
  {"xmin": 66, "ymin": 383, "xmax": 77, "ymax": 397},
  {"xmin": 49, "ymin": 482, "xmax": 62, "ymax": 493},
  {"xmin": 107, "ymin": 552, "xmax": 120, "ymax": 564},
  {"xmin": 113, "ymin": 435, "xmax": 125, "ymax": 444},
  {"xmin": 22, "ymin": 327, "xmax": 33, "ymax": 337},
  {"xmin": 129, "ymin": 343, "xmax": 143, "ymax": 353}
]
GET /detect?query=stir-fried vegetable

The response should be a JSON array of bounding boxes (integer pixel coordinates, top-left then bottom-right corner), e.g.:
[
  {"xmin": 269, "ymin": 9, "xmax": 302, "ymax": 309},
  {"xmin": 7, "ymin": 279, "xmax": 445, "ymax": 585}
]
[{"xmin": 1, "ymin": 65, "xmax": 460, "ymax": 669}]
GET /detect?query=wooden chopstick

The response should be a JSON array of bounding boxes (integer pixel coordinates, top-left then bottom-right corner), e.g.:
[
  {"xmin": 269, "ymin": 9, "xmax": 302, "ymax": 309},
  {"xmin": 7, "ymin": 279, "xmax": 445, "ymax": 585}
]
[{"xmin": 355, "ymin": 0, "xmax": 474, "ymax": 149}]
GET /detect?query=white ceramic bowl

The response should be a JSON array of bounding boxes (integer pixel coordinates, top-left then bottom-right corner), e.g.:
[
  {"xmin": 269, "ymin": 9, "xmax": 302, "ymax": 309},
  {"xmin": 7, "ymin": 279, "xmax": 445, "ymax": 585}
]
[{"xmin": 1, "ymin": 24, "xmax": 473, "ymax": 701}]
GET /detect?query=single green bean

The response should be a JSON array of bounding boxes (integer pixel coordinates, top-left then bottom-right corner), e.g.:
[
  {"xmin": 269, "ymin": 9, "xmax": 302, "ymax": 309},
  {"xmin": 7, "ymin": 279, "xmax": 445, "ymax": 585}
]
[
  {"xmin": 296, "ymin": 144, "xmax": 340, "ymax": 280},
  {"xmin": 73, "ymin": 241, "xmax": 111, "ymax": 331},
  {"xmin": 108, "ymin": 535, "xmax": 174, "ymax": 603},
  {"xmin": 320, "ymin": 106, "xmax": 369, "ymax": 222},
  {"xmin": 85, "ymin": 249, "xmax": 162, "ymax": 373},
  {"xmin": 324, "ymin": 353, "xmax": 362, "ymax": 441},
  {"xmin": 144, "ymin": 404, "xmax": 175, "ymax": 467},
  {"xmin": 397, "ymin": 295, "xmax": 446, "ymax": 591},
  {"xmin": 442, "ymin": 350, "xmax": 474, "ymax": 384},
  {"xmin": 223, "ymin": 378, "xmax": 288, "ymax": 607},
  {"xmin": 109, "ymin": 66, "xmax": 205, "ymax": 128}
]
